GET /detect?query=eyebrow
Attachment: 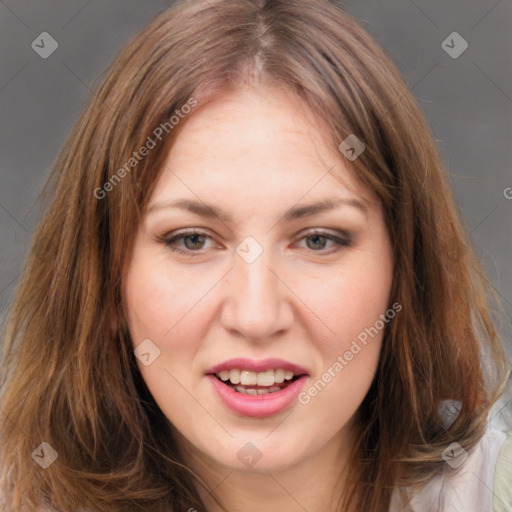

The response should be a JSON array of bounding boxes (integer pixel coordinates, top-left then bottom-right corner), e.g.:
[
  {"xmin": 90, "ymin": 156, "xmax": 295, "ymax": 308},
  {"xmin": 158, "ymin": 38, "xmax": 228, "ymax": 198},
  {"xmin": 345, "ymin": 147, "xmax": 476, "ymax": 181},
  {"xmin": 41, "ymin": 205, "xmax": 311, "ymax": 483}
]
[{"xmin": 147, "ymin": 196, "xmax": 368, "ymax": 223}]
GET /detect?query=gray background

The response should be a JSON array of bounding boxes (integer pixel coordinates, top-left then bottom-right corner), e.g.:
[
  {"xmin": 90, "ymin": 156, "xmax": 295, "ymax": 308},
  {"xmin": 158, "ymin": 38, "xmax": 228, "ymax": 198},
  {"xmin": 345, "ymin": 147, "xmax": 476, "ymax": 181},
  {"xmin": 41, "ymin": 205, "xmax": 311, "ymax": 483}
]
[{"xmin": 0, "ymin": 0, "xmax": 511, "ymax": 366}]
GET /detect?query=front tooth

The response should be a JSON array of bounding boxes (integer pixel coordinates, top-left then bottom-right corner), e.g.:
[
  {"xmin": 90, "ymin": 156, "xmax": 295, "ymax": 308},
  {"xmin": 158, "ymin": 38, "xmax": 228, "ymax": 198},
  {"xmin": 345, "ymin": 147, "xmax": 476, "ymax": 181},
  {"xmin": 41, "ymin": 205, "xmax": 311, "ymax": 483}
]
[
  {"xmin": 229, "ymin": 369, "xmax": 241, "ymax": 385},
  {"xmin": 257, "ymin": 388, "xmax": 270, "ymax": 395},
  {"xmin": 235, "ymin": 386, "xmax": 247, "ymax": 394},
  {"xmin": 257, "ymin": 370, "xmax": 275, "ymax": 386},
  {"xmin": 219, "ymin": 370, "xmax": 230, "ymax": 381},
  {"xmin": 274, "ymin": 369, "xmax": 285, "ymax": 383},
  {"xmin": 240, "ymin": 370, "xmax": 258, "ymax": 386},
  {"xmin": 269, "ymin": 386, "xmax": 281, "ymax": 393},
  {"xmin": 245, "ymin": 388, "xmax": 258, "ymax": 395},
  {"xmin": 284, "ymin": 370, "xmax": 294, "ymax": 380}
]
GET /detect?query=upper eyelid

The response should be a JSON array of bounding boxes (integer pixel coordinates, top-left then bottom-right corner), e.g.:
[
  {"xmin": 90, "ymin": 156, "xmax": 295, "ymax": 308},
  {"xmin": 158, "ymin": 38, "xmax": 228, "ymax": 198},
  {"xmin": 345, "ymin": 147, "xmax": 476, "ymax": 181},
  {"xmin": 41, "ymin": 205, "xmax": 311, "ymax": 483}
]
[
  {"xmin": 163, "ymin": 229, "xmax": 219, "ymax": 243},
  {"xmin": 162, "ymin": 227, "xmax": 349, "ymax": 239}
]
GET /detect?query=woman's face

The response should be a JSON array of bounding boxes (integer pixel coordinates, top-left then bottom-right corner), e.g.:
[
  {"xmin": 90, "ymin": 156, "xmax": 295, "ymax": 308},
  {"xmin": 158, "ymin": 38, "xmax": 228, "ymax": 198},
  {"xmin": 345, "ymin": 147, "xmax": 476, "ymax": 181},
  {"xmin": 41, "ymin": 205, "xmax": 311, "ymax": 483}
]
[{"xmin": 124, "ymin": 85, "xmax": 394, "ymax": 474}]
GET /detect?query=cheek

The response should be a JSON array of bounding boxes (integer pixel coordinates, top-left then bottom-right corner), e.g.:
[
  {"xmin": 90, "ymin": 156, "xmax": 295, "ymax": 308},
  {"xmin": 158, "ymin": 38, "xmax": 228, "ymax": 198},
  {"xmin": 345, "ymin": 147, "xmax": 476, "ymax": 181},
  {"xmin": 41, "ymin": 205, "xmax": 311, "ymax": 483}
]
[
  {"xmin": 297, "ymin": 284, "xmax": 389, "ymax": 435},
  {"xmin": 297, "ymin": 253, "xmax": 393, "ymax": 353},
  {"xmin": 123, "ymin": 251, "xmax": 211, "ymax": 412},
  {"xmin": 124, "ymin": 249, "xmax": 213, "ymax": 343},
  {"xmin": 294, "ymin": 248, "xmax": 393, "ymax": 429}
]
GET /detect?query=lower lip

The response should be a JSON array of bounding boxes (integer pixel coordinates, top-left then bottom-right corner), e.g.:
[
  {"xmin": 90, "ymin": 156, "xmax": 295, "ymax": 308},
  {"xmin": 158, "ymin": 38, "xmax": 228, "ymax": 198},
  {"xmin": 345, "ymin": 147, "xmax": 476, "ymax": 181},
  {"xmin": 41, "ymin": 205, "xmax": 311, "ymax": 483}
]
[{"xmin": 207, "ymin": 374, "xmax": 308, "ymax": 418}]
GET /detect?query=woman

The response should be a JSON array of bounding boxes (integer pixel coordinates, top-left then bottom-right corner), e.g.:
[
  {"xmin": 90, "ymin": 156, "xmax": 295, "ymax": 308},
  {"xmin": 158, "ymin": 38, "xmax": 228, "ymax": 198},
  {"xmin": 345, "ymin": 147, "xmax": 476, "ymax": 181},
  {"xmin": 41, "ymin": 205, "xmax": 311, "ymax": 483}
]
[{"xmin": 0, "ymin": 0, "xmax": 510, "ymax": 511}]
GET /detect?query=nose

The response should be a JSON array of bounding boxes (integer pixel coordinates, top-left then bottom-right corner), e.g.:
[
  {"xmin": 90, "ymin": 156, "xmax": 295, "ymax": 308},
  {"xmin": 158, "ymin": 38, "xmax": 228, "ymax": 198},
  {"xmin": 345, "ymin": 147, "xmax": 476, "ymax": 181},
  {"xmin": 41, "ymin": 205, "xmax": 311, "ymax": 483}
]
[{"xmin": 220, "ymin": 249, "xmax": 294, "ymax": 342}]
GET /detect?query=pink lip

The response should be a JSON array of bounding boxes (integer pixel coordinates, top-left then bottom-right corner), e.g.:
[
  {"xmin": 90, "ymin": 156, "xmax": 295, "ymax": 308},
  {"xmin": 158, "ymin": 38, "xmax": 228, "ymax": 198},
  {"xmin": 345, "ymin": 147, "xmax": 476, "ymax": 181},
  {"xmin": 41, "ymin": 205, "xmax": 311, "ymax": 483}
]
[
  {"xmin": 207, "ymin": 374, "xmax": 309, "ymax": 418},
  {"xmin": 205, "ymin": 358, "xmax": 309, "ymax": 375}
]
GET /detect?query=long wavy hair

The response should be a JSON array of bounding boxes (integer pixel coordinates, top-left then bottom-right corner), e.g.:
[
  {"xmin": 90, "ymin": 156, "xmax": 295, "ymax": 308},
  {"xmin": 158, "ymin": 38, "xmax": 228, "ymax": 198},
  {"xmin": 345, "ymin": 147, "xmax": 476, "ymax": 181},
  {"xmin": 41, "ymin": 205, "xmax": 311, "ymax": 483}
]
[{"xmin": 0, "ymin": 0, "xmax": 509, "ymax": 511}]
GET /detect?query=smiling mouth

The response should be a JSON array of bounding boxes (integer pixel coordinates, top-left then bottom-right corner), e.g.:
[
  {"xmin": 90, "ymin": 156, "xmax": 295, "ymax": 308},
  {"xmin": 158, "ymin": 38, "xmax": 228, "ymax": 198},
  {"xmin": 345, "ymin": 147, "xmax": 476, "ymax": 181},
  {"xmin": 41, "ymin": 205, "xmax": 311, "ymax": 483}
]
[{"xmin": 212, "ymin": 368, "xmax": 302, "ymax": 395}]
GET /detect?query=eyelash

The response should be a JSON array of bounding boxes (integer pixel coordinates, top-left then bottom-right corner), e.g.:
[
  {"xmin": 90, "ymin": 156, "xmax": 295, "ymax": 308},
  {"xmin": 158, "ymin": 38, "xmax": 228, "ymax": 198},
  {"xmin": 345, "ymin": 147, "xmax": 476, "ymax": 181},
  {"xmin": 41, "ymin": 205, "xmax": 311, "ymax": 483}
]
[{"xmin": 158, "ymin": 228, "xmax": 352, "ymax": 256}]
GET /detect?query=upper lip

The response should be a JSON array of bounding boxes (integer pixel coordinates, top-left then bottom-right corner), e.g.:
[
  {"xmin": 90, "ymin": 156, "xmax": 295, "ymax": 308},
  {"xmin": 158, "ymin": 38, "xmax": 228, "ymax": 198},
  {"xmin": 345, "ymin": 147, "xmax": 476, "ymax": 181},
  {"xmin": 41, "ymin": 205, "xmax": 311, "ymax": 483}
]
[{"xmin": 205, "ymin": 358, "xmax": 309, "ymax": 375}]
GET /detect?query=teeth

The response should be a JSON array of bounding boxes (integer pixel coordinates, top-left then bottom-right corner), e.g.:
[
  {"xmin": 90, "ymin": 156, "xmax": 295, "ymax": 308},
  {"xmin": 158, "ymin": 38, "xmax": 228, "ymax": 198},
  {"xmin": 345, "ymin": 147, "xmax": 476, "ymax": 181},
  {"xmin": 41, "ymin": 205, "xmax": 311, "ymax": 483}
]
[
  {"xmin": 235, "ymin": 386, "xmax": 282, "ymax": 395},
  {"xmin": 216, "ymin": 368, "xmax": 298, "ymax": 387},
  {"xmin": 257, "ymin": 370, "xmax": 275, "ymax": 386},
  {"xmin": 240, "ymin": 371, "xmax": 258, "ymax": 386},
  {"xmin": 274, "ymin": 369, "xmax": 285, "ymax": 383},
  {"xmin": 229, "ymin": 369, "xmax": 241, "ymax": 384}
]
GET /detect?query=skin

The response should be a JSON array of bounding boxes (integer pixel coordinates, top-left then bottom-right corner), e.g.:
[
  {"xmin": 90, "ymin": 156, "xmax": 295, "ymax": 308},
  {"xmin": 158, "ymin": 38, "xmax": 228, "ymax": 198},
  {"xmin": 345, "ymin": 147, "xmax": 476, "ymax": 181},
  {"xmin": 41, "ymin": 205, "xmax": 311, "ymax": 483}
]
[{"xmin": 123, "ymin": 83, "xmax": 394, "ymax": 512}]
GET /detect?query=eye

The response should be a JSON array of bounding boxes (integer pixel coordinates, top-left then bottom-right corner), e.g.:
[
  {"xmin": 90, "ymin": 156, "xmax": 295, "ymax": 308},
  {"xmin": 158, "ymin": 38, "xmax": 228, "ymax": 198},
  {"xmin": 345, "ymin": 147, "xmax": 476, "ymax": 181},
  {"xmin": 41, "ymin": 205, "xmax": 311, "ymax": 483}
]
[
  {"xmin": 158, "ymin": 229, "xmax": 220, "ymax": 255},
  {"xmin": 295, "ymin": 229, "xmax": 351, "ymax": 252}
]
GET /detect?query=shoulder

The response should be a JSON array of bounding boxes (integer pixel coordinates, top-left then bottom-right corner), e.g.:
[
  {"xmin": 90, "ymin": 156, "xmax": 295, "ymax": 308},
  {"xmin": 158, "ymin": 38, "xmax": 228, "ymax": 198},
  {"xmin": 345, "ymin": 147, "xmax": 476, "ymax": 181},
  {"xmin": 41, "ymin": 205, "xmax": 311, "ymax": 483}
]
[
  {"xmin": 493, "ymin": 425, "xmax": 512, "ymax": 512},
  {"xmin": 445, "ymin": 395, "xmax": 512, "ymax": 512},
  {"xmin": 389, "ymin": 393, "xmax": 512, "ymax": 512},
  {"xmin": 441, "ymin": 395, "xmax": 512, "ymax": 512}
]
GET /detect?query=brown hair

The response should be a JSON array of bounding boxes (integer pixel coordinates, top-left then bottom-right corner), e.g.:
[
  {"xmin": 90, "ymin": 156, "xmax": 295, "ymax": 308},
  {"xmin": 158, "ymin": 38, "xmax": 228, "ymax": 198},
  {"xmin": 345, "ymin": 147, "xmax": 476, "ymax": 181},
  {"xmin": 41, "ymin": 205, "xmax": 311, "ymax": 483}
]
[{"xmin": 0, "ymin": 0, "xmax": 509, "ymax": 511}]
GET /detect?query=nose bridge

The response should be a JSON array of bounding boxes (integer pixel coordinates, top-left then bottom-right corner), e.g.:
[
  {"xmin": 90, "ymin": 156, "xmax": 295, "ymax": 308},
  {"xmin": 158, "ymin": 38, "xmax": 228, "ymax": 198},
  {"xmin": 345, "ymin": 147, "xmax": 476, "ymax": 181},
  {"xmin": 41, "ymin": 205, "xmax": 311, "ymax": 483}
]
[
  {"xmin": 220, "ymin": 245, "xmax": 292, "ymax": 340},
  {"xmin": 241, "ymin": 252, "xmax": 274, "ymax": 307}
]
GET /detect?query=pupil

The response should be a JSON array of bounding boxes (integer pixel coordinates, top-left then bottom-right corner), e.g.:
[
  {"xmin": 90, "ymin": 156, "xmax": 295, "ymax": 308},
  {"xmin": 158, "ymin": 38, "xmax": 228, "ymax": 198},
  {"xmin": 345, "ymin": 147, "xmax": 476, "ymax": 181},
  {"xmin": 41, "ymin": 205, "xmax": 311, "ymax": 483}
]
[
  {"xmin": 185, "ymin": 234, "xmax": 204, "ymax": 249},
  {"xmin": 307, "ymin": 235, "xmax": 326, "ymax": 250}
]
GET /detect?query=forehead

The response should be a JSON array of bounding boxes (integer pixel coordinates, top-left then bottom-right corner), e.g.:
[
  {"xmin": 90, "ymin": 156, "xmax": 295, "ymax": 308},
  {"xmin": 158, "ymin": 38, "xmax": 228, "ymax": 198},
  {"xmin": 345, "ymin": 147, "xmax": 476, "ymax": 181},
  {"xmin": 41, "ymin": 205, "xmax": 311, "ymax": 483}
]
[{"xmin": 151, "ymin": 85, "xmax": 372, "ymax": 210}]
